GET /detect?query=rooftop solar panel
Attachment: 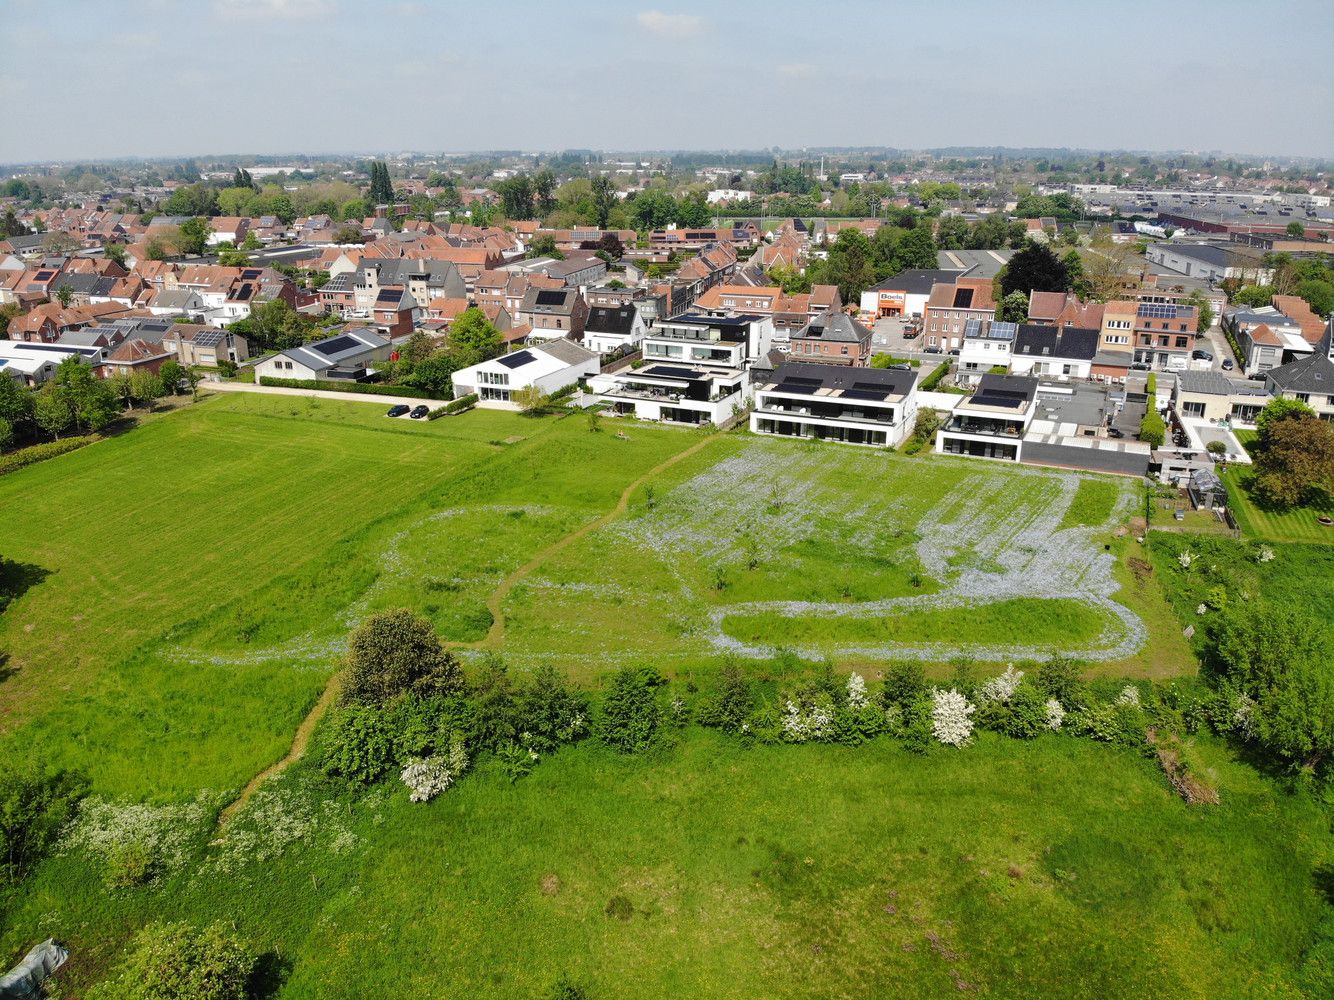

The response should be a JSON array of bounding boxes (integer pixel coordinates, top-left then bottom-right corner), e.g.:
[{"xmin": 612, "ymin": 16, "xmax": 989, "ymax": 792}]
[
  {"xmin": 774, "ymin": 381, "xmax": 817, "ymax": 395},
  {"xmin": 953, "ymin": 287, "xmax": 974, "ymax": 308},
  {"xmin": 970, "ymin": 393, "xmax": 1025, "ymax": 409},
  {"xmin": 240, "ymin": 268, "xmax": 262, "ymax": 280},
  {"xmin": 193, "ymin": 329, "xmax": 224, "ymax": 347},
  {"xmin": 496, "ymin": 350, "xmax": 536, "ymax": 369},
  {"xmin": 312, "ymin": 334, "xmax": 361, "ymax": 357},
  {"xmin": 842, "ymin": 388, "xmax": 889, "ymax": 401},
  {"xmin": 534, "ymin": 289, "xmax": 567, "ymax": 306},
  {"xmin": 642, "ymin": 365, "xmax": 703, "ymax": 379}
]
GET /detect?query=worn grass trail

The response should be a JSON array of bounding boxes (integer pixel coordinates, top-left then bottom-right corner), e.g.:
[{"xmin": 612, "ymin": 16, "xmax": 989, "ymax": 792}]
[
  {"xmin": 216, "ymin": 430, "xmax": 722, "ymax": 828},
  {"xmin": 458, "ymin": 430, "xmax": 723, "ymax": 650}
]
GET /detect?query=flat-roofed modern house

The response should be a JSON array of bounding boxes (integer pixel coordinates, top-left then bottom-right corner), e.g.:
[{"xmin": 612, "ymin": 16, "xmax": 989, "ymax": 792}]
[
  {"xmin": 252, "ymin": 328, "xmax": 391, "ymax": 382},
  {"xmin": 935, "ymin": 373, "xmax": 1039, "ymax": 462},
  {"xmin": 641, "ymin": 312, "xmax": 772, "ymax": 370},
  {"xmin": 588, "ymin": 360, "xmax": 749, "ymax": 426},
  {"xmin": 1173, "ymin": 370, "xmax": 1271, "ymax": 424},
  {"xmin": 451, "ymin": 339, "xmax": 600, "ymax": 408},
  {"xmin": 750, "ymin": 361, "xmax": 918, "ymax": 447}
]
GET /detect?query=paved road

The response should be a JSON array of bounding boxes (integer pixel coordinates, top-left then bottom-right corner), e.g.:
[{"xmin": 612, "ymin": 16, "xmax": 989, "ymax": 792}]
[{"xmin": 206, "ymin": 379, "xmax": 452, "ymax": 416}]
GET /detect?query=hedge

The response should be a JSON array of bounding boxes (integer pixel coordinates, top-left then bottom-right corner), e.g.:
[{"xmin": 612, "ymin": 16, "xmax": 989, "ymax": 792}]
[
  {"xmin": 259, "ymin": 377, "xmax": 431, "ymax": 399},
  {"xmin": 1139, "ymin": 409, "xmax": 1166, "ymax": 448},
  {"xmin": 919, "ymin": 361, "xmax": 950, "ymax": 392},
  {"xmin": 0, "ymin": 436, "xmax": 96, "ymax": 476},
  {"xmin": 427, "ymin": 394, "xmax": 478, "ymax": 420}
]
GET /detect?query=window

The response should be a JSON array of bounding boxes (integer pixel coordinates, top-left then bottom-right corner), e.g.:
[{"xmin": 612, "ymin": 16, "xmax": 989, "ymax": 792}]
[{"xmin": 1295, "ymin": 392, "xmax": 1310, "ymax": 403}]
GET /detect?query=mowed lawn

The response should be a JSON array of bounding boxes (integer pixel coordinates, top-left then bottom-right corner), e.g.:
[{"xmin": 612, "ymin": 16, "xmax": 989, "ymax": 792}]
[
  {"xmin": 7, "ymin": 731, "xmax": 1328, "ymax": 1000},
  {"xmin": 1222, "ymin": 467, "xmax": 1334, "ymax": 544},
  {"xmin": 0, "ymin": 393, "xmax": 699, "ymax": 796}
]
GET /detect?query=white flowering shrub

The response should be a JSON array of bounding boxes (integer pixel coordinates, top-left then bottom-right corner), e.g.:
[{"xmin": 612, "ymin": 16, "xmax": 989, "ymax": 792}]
[
  {"xmin": 1178, "ymin": 550, "xmax": 1194, "ymax": 569},
  {"xmin": 1196, "ymin": 603, "xmax": 1209, "ymax": 616},
  {"xmin": 780, "ymin": 697, "xmax": 835, "ymax": 742},
  {"xmin": 1255, "ymin": 545, "xmax": 1275, "ymax": 564},
  {"xmin": 200, "ymin": 779, "xmax": 359, "ymax": 879},
  {"xmin": 400, "ymin": 757, "xmax": 453, "ymax": 803},
  {"xmin": 1044, "ymin": 698, "xmax": 1066, "ymax": 731},
  {"xmin": 1116, "ymin": 685, "xmax": 1141, "ymax": 708},
  {"xmin": 61, "ymin": 796, "xmax": 211, "ymax": 885},
  {"xmin": 930, "ymin": 688, "xmax": 975, "ymax": 747},
  {"xmin": 846, "ymin": 672, "xmax": 869, "ymax": 710},
  {"xmin": 977, "ymin": 666, "xmax": 1024, "ymax": 704},
  {"xmin": 1232, "ymin": 692, "xmax": 1257, "ymax": 740}
]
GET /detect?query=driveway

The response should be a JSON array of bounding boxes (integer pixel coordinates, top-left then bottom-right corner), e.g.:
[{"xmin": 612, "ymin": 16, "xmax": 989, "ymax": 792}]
[
  {"xmin": 870, "ymin": 316, "xmax": 939, "ymax": 361},
  {"xmin": 205, "ymin": 379, "xmax": 452, "ymax": 415}
]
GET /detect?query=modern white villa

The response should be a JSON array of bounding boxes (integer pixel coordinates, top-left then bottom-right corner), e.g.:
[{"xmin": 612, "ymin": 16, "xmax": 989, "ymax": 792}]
[
  {"xmin": 750, "ymin": 360, "xmax": 919, "ymax": 447},
  {"xmin": 935, "ymin": 373, "xmax": 1040, "ymax": 462},
  {"xmin": 587, "ymin": 313, "xmax": 772, "ymax": 426}
]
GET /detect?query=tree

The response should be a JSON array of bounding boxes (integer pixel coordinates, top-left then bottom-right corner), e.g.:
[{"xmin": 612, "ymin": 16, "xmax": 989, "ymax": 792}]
[
  {"xmin": 130, "ymin": 370, "xmax": 164, "ymax": 410},
  {"xmin": 1285, "ymin": 221, "xmax": 1306, "ymax": 237},
  {"xmin": 367, "ymin": 160, "xmax": 394, "ymax": 205},
  {"xmin": 342, "ymin": 609, "xmax": 463, "ymax": 705},
  {"xmin": 817, "ymin": 228, "xmax": 879, "ymax": 302},
  {"xmin": 1187, "ymin": 290, "xmax": 1214, "ymax": 333},
  {"xmin": 1295, "ymin": 278, "xmax": 1334, "ymax": 317},
  {"xmin": 526, "ymin": 233, "xmax": 563, "ymax": 260},
  {"xmin": 533, "ymin": 169, "xmax": 557, "ymax": 216},
  {"xmin": 33, "ymin": 388, "xmax": 73, "ymax": 440},
  {"xmin": 1000, "ymin": 240, "xmax": 1070, "ymax": 297},
  {"xmin": 590, "ymin": 175, "xmax": 616, "ymax": 229},
  {"xmin": 497, "ymin": 175, "xmax": 535, "ymax": 220},
  {"xmin": 0, "ymin": 764, "xmax": 87, "ymax": 885},
  {"xmin": 674, "ymin": 191, "xmax": 711, "ymax": 228},
  {"xmin": 53, "ymin": 357, "xmax": 117, "ymax": 432},
  {"xmin": 162, "ymin": 183, "xmax": 219, "ymax": 218},
  {"xmin": 448, "ymin": 307, "xmax": 504, "ymax": 368},
  {"xmin": 934, "ymin": 215, "xmax": 969, "ymax": 250},
  {"xmin": 630, "ymin": 189, "xmax": 676, "ymax": 230},
  {"xmin": 1138, "ymin": 408, "xmax": 1166, "ymax": 448},
  {"xmin": 158, "ymin": 360, "xmax": 185, "ymax": 395},
  {"xmin": 86, "ymin": 921, "xmax": 255, "ymax": 1000},
  {"xmin": 41, "ymin": 231, "xmax": 80, "ymax": 255},
  {"xmin": 103, "ymin": 242, "xmax": 128, "ymax": 269},
  {"xmin": 176, "ymin": 217, "xmax": 212, "ymax": 256},
  {"xmin": 55, "ymin": 285, "xmax": 73, "ymax": 307},
  {"xmin": 1255, "ymin": 396, "xmax": 1315, "ymax": 437},
  {"xmin": 241, "ymin": 230, "xmax": 262, "ymax": 251},
  {"xmin": 1083, "ymin": 239, "xmax": 1141, "ymax": 301},
  {"xmin": 891, "ymin": 225, "xmax": 938, "ymax": 271},
  {"xmin": 1210, "ymin": 604, "xmax": 1333, "ymax": 770},
  {"xmin": 997, "ymin": 290, "xmax": 1028, "ymax": 324},
  {"xmin": 0, "ymin": 374, "xmax": 32, "ymax": 430},
  {"xmin": 332, "ymin": 224, "xmax": 365, "ymax": 245},
  {"xmin": 598, "ymin": 666, "xmax": 665, "ymax": 753},
  {"xmin": 511, "ymin": 385, "xmax": 550, "ymax": 413},
  {"xmin": 1251, "ymin": 411, "xmax": 1334, "ymax": 509},
  {"xmin": 232, "ymin": 166, "xmax": 256, "ymax": 190}
]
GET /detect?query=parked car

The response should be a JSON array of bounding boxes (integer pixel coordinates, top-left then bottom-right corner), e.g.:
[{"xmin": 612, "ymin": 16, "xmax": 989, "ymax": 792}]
[
  {"xmin": 1191, "ymin": 349, "xmax": 1213, "ymax": 361},
  {"xmin": 1129, "ymin": 362, "xmax": 1151, "ymax": 371},
  {"xmin": 1107, "ymin": 427, "xmax": 1124, "ymax": 439},
  {"xmin": 924, "ymin": 345, "xmax": 943, "ymax": 354},
  {"xmin": 386, "ymin": 404, "xmax": 410, "ymax": 418},
  {"xmin": 948, "ymin": 348, "xmax": 961, "ymax": 357},
  {"xmin": 409, "ymin": 404, "xmax": 430, "ymax": 419},
  {"xmin": 1221, "ymin": 358, "xmax": 1234, "ymax": 371}
]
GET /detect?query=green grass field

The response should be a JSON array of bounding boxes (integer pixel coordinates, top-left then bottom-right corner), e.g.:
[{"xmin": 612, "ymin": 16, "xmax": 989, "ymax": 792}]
[
  {"xmin": 1222, "ymin": 467, "xmax": 1334, "ymax": 544},
  {"xmin": 1, "ymin": 393, "xmax": 1329, "ymax": 998}
]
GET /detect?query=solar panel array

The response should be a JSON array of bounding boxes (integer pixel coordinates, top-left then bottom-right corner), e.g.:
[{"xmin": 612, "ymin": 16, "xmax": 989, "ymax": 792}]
[
  {"xmin": 534, "ymin": 289, "xmax": 567, "ymax": 307},
  {"xmin": 775, "ymin": 381, "xmax": 817, "ymax": 395},
  {"xmin": 841, "ymin": 388, "xmax": 887, "ymax": 401},
  {"xmin": 240, "ymin": 268, "xmax": 263, "ymax": 280},
  {"xmin": 496, "ymin": 350, "xmax": 536, "ymax": 369},
  {"xmin": 644, "ymin": 365, "xmax": 702, "ymax": 379},
  {"xmin": 989, "ymin": 321, "xmax": 1018, "ymax": 339},
  {"xmin": 1137, "ymin": 302, "xmax": 1182, "ymax": 319},
  {"xmin": 970, "ymin": 391, "xmax": 1026, "ymax": 409},
  {"xmin": 313, "ymin": 335, "xmax": 361, "ymax": 357},
  {"xmin": 953, "ymin": 287, "xmax": 975, "ymax": 308},
  {"xmin": 193, "ymin": 329, "xmax": 224, "ymax": 347}
]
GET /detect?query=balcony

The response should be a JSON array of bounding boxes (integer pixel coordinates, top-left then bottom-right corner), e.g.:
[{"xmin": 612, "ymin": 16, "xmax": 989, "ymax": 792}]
[
  {"xmin": 757, "ymin": 400, "xmax": 897, "ymax": 425},
  {"xmin": 944, "ymin": 417, "xmax": 1023, "ymax": 438}
]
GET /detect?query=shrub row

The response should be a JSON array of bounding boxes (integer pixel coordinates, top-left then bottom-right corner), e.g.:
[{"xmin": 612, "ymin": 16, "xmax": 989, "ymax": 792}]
[
  {"xmin": 258, "ymin": 376, "xmax": 431, "ymax": 399},
  {"xmin": 0, "ymin": 436, "xmax": 96, "ymax": 476},
  {"xmin": 919, "ymin": 361, "xmax": 950, "ymax": 392},
  {"xmin": 426, "ymin": 394, "xmax": 478, "ymax": 420}
]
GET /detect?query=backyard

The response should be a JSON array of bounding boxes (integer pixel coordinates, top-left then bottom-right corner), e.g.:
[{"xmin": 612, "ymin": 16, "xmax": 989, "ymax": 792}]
[{"xmin": 0, "ymin": 393, "xmax": 1328, "ymax": 998}]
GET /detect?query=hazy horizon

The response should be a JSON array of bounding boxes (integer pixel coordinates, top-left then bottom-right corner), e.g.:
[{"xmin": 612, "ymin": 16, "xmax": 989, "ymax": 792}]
[{"xmin": 2, "ymin": 0, "xmax": 1331, "ymax": 163}]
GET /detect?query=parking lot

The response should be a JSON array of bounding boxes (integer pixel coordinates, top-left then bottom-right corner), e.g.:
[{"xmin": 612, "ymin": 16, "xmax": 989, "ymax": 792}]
[{"xmin": 870, "ymin": 316, "xmax": 940, "ymax": 360}]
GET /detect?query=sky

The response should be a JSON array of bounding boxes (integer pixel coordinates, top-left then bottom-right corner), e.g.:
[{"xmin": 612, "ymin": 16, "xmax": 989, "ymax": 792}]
[{"xmin": 1, "ymin": 0, "xmax": 1332, "ymax": 163}]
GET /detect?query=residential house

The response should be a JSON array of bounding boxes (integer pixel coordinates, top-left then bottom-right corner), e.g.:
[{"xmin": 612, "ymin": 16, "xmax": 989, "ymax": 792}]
[
  {"xmin": 253, "ymin": 328, "xmax": 391, "ymax": 382},
  {"xmin": 516, "ymin": 286, "xmax": 588, "ymax": 341},
  {"xmin": 0, "ymin": 339, "xmax": 103, "ymax": 384},
  {"xmin": 1097, "ymin": 300, "xmax": 1137, "ymax": 354},
  {"xmin": 1264, "ymin": 350, "xmax": 1334, "ymax": 421},
  {"xmin": 1132, "ymin": 302, "xmax": 1199, "ymax": 370},
  {"xmin": 1172, "ymin": 371, "xmax": 1270, "ymax": 424},
  {"xmin": 162, "ymin": 323, "xmax": 249, "ymax": 366},
  {"xmin": 935, "ymin": 374, "xmax": 1039, "ymax": 462},
  {"xmin": 1009, "ymin": 325, "xmax": 1100, "ymax": 380},
  {"xmin": 922, "ymin": 277, "xmax": 997, "ymax": 351},
  {"xmin": 957, "ymin": 319, "xmax": 1019, "ymax": 383},
  {"xmin": 750, "ymin": 361, "xmax": 918, "ymax": 448},
  {"xmin": 206, "ymin": 218, "xmax": 251, "ymax": 246},
  {"xmin": 583, "ymin": 304, "xmax": 646, "ymax": 356},
  {"xmin": 451, "ymin": 339, "xmax": 600, "ymax": 408},
  {"xmin": 786, "ymin": 312, "xmax": 872, "ymax": 366},
  {"xmin": 97, "ymin": 338, "xmax": 174, "ymax": 378}
]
